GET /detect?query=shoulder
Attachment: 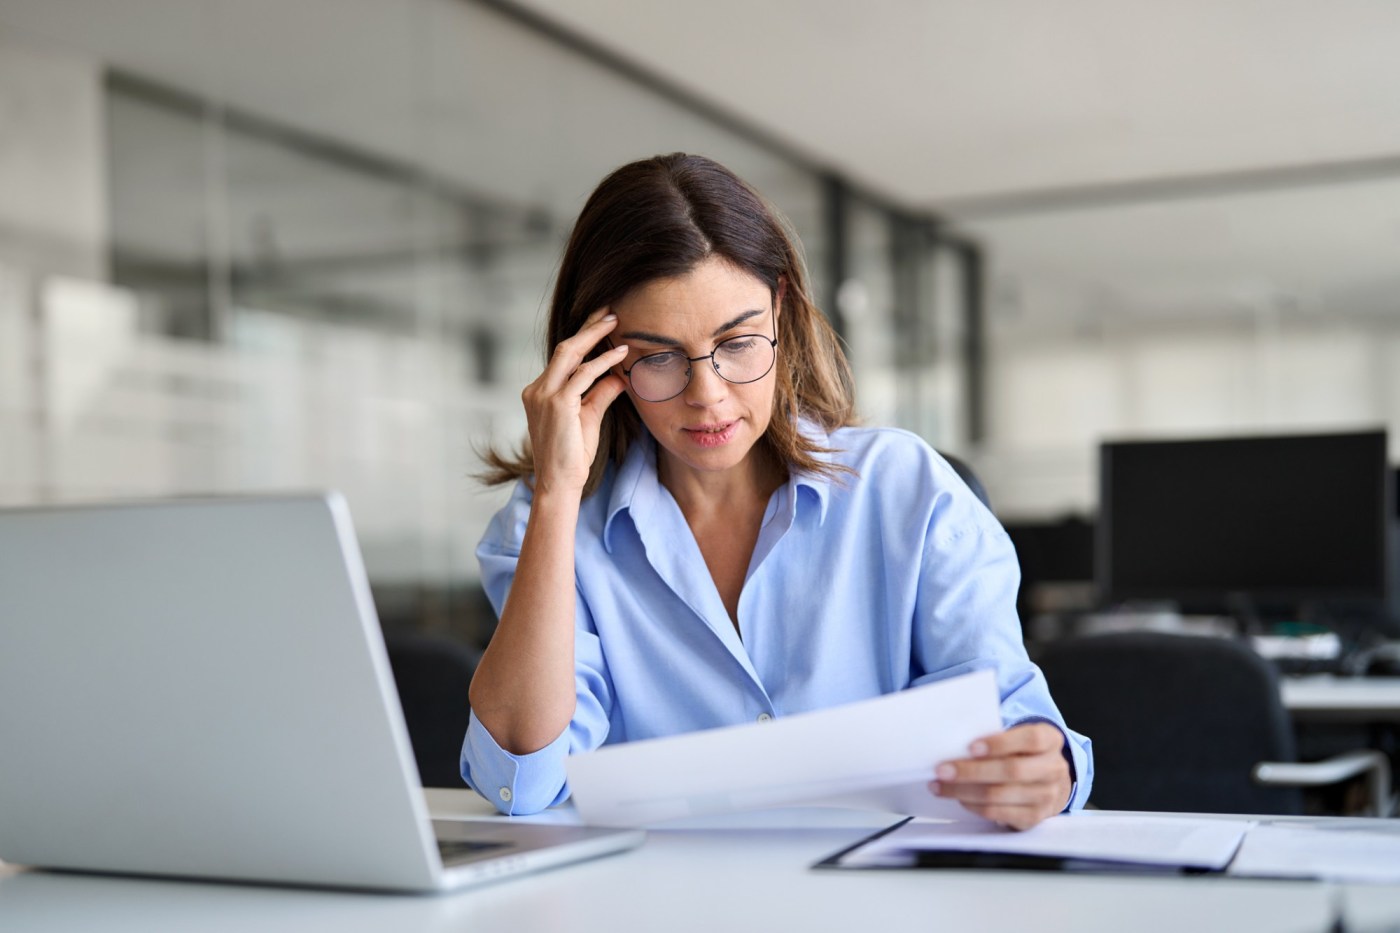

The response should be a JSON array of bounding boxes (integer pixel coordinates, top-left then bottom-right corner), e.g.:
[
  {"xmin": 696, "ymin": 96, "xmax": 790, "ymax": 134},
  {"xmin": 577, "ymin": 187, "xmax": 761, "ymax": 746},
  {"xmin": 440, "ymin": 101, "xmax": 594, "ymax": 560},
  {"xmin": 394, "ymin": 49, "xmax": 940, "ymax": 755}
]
[
  {"xmin": 826, "ymin": 425, "xmax": 957, "ymax": 484},
  {"xmin": 823, "ymin": 425, "xmax": 1001, "ymax": 542}
]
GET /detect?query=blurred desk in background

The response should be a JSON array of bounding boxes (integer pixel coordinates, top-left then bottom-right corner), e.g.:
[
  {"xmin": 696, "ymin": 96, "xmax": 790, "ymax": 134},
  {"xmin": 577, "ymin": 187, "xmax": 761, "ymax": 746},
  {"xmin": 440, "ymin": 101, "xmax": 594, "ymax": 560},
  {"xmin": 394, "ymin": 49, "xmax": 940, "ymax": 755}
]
[{"xmin": 1282, "ymin": 676, "xmax": 1400, "ymax": 723}]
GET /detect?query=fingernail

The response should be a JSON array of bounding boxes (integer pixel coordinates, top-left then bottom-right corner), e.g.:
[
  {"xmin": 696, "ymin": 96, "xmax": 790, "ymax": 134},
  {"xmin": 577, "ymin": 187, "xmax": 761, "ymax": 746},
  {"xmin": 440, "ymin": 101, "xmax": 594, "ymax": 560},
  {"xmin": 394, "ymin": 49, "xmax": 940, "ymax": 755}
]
[
  {"xmin": 602, "ymin": 313, "xmax": 617, "ymax": 321},
  {"xmin": 612, "ymin": 344, "xmax": 628, "ymax": 353},
  {"xmin": 970, "ymin": 741, "xmax": 989, "ymax": 757},
  {"xmin": 936, "ymin": 763, "xmax": 956, "ymax": 780}
]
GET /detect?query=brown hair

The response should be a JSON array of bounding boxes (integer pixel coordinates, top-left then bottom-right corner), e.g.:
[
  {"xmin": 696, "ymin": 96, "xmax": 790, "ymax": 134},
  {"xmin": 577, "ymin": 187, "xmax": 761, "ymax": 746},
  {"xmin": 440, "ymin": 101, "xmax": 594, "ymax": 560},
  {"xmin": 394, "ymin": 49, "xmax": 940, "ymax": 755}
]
[{"xmin": 483, "ymin": 152, "xmax": 857, "ymax": 496}]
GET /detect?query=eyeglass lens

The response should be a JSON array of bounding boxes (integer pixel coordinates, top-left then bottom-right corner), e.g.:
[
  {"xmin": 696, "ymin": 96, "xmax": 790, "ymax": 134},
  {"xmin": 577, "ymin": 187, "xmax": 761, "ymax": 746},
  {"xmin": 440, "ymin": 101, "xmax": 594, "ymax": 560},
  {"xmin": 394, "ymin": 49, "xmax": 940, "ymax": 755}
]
[{"xmin": 627, "ymin": 334, "xmax": 776, "ymax": 402}]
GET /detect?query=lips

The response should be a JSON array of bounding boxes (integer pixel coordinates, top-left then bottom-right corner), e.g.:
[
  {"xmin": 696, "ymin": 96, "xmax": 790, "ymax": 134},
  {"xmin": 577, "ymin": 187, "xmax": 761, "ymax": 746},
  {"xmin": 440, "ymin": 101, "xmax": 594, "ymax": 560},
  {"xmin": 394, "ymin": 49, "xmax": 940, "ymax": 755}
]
[{"xmin": 682, "ymin": 420, "xmax": 739, "ymax": 448}]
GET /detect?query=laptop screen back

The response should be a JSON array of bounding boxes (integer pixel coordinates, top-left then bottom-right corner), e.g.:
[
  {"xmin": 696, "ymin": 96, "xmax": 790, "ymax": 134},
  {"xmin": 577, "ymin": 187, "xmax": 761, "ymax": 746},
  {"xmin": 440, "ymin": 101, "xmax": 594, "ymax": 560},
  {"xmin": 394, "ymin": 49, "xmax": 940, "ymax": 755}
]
[{"xmin": 0, "ymin": 494, "xmax": 443, "ymax": 890}]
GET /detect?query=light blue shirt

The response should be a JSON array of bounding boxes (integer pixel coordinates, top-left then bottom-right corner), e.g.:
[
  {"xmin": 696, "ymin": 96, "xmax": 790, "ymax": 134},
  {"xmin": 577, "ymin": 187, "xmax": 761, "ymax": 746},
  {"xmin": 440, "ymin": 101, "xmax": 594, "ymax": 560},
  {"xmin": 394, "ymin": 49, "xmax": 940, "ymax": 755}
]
[{"xmin": 462, "ymin": 422, "xmax": 1094, "ymax": 815}]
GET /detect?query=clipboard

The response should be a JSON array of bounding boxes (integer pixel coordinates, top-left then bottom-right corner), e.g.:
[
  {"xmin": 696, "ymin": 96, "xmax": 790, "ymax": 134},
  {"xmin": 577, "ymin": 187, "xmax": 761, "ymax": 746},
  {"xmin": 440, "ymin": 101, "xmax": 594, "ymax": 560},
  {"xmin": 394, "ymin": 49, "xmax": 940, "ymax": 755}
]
[{"xmin": 812, "ymin": 817, "xmax": 1227, "ymax": 876}]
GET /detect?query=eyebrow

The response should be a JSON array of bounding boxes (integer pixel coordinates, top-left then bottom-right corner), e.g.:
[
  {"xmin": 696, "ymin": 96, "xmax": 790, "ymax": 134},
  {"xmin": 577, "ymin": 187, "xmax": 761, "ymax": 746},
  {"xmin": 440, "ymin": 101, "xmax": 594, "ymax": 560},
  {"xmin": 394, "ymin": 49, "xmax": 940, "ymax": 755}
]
[{"xmin": 619, "ymin": 308, "xmax": 767, "ymax": 346}]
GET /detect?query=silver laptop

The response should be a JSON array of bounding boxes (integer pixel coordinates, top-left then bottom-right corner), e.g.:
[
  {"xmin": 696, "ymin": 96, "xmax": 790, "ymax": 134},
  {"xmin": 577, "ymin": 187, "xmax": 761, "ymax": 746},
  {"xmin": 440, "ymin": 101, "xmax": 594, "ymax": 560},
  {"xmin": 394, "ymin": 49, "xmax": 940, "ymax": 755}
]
[{"xmin": 0, "ymin": 492, "xmax": 642, "ymax": 892}]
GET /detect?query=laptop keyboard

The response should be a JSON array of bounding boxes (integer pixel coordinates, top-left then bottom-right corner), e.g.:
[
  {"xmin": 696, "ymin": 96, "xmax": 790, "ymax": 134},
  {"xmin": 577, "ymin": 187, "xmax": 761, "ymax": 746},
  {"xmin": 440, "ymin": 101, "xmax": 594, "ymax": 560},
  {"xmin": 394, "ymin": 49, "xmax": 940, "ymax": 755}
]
[{"xmin": 437, "ymin": 838, "xmax": 509, "ymax": 866}]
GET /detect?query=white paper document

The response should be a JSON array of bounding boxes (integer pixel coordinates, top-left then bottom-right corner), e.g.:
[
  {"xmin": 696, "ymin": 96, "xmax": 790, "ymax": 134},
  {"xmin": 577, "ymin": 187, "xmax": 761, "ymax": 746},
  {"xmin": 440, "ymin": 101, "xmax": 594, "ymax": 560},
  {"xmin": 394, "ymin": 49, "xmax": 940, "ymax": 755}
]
[
  {"xmin": 835, "ymin": 812, "xmax": 1254, "ymax": 871},
  {"xmin": 1229, "ymin": 823, "xmax": 1400, "ymax": 883},
  {"xmin": 564, "ymin": 669, "xmax": 1003, "ymax": 827}
]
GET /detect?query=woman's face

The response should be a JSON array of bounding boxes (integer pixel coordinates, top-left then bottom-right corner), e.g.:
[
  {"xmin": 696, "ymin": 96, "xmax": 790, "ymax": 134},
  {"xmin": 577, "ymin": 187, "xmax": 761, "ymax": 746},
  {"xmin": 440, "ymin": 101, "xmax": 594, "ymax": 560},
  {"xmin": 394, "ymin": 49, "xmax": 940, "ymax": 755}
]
[{"xmin": 610, "ymin": 256, "xmax": 781, "ymax": 485}]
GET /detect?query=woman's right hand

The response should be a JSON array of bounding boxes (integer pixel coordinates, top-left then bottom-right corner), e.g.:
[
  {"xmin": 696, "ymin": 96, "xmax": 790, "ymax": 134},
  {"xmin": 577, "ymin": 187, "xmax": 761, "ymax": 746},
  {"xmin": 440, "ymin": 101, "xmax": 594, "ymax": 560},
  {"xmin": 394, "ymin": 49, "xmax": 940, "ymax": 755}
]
[
  {"xmin": 473, "ymin": 308, "xmax": 626, "ymax": 755},
  {"xmin": 521, "ymin": 308, "xmax": 629, "ymax": 497}
]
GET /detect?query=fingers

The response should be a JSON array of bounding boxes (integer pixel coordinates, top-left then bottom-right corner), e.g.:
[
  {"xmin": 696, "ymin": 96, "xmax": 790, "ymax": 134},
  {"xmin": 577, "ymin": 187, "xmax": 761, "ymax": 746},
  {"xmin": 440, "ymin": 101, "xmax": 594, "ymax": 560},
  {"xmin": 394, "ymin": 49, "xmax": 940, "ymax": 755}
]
[
  {"xmin": 934, "ymin": 748, "xmax": 1062, "ymax": 786},
  {"xmin": 932, "ymin": 777, "xmax": 1058, "ymax": 806},
  {"xmin": 563, "ymin": 343, "xmax": 628, "ymax": 398},
  {"xmin": 930, "ymin": 723, "xmax": 1071, "ymax": 831},
  {"xmin": 935, "ymin": 724, "xmax": 1062, "ymax": 783},
  {"xmin": 972, "ymin": 722, "xmax": 1063, "ymax": 757},
  {"xmin": 580, "ymin": 372, "xmax": 627, "ymax": 422},
  {"xmin": 955, "ymin": 801, "xmax": 1057, "ymax": 832},
  {"xmin": 932, "ymin": 772, "xmax": 1068, "ymax": 830},
  {"xmin": 543, "ymin": 309, "xmax": 619, "ymax": 390},
  {"xmin": 519, "ymin": 308, "xmax": 629, "ymax": 496}
]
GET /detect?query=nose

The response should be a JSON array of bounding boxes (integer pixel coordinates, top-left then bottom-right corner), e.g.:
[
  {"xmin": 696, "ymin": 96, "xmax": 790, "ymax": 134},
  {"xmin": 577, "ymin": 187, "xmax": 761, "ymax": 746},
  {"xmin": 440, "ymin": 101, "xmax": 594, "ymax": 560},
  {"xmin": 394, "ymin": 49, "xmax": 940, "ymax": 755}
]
[{"xmin": 683, "ymin": 358, "xmax": 727, "ymax": 407}]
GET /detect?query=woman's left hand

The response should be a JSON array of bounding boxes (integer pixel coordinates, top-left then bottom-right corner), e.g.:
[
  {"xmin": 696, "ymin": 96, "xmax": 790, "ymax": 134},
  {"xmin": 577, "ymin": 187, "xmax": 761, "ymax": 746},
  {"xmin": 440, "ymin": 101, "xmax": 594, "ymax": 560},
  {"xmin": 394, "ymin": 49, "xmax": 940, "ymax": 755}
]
[{"xmin": 930, "ymin": 722, "xmax": 1071, "ymax": 830}]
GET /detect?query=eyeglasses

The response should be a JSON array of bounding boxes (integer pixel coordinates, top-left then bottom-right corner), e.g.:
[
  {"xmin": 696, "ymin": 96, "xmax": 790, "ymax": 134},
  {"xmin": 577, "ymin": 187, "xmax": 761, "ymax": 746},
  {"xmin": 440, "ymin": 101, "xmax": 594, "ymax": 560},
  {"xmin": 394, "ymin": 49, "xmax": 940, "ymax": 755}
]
[{"xmin": 610, "ymin": 330, "xmax": 778, "ymax": 403}]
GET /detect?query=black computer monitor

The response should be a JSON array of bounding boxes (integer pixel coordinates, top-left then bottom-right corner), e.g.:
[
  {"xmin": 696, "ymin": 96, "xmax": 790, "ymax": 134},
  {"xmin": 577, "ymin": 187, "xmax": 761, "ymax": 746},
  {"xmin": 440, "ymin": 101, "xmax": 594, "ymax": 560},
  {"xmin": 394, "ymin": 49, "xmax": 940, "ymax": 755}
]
[
  {"xmin": 1097, "ymin": 431, "xmax": 1390, "ymax": 614},
  {"xmin": 1005, "ymin": 516, "xmax": 1097, "ymax": 637},
  {"xmin": 1005, "ymin": 517, "xmax": 1096, "ymax": 585}
]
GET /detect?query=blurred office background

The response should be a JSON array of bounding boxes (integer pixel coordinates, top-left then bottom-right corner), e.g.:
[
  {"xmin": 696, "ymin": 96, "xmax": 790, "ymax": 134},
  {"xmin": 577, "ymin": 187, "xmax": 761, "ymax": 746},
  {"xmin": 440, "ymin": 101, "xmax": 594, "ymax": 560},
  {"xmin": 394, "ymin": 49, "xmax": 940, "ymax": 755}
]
[{"xmin": 2, "ymin": 0, "xmax": 1399, "ymax": 643}]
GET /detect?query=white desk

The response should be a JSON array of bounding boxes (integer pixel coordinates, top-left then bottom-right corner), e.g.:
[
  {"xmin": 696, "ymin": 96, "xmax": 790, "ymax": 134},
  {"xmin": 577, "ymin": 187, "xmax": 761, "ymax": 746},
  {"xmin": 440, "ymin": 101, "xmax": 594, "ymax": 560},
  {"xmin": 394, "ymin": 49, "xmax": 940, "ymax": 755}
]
[
  {"xmin": 2, "ymin": 792, "xmax": 1398, "ymax": 933},
  {"xmin": 1281, "ymin": 675, "xmax": 1400, "ymax": 722}
]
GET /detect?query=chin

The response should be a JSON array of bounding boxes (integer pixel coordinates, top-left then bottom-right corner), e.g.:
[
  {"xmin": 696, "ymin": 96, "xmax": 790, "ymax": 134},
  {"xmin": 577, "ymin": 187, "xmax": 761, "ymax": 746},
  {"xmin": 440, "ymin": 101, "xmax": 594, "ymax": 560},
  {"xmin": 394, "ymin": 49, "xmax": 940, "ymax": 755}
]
[{"xmin": 663, "ymin": 421, "xmax": 763, "ymax": 473}]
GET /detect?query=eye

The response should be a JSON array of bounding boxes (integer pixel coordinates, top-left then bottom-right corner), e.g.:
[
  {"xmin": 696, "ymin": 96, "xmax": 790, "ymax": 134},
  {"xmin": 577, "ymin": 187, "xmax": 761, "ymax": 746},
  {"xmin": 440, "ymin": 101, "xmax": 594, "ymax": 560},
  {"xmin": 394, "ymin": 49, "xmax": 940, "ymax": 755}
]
[
  {"xmin": 635, "ymin": 351, "xmax": 683, "ymax": 371},
  {"xmin": 717, "ymin": 337, "xmax": 758, "ymax": 356}
]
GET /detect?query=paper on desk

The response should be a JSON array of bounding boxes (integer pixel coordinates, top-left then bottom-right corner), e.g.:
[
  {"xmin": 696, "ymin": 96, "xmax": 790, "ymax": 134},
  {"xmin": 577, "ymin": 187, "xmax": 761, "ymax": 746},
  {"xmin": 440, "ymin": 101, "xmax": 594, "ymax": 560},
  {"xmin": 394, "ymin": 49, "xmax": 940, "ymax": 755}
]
[
  {"xmin": 564, "ymin": 669, "xmax": 1002, "ymax": 827},
  {"xmin": 837, "ymin": 812, "xmax": 1254, "ymax": 870},
  {"xmin": 1229, "ymin": 823, "xmax": 1400, "ymax": 883}
]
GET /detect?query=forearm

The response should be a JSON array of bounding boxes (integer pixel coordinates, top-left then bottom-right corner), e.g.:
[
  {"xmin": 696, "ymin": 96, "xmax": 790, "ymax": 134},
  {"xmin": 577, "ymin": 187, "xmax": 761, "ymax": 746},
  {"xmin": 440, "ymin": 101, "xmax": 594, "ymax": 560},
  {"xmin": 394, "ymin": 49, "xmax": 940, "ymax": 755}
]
[{"xmin": 469, "ymin": 491, "xmax": 583, "ymax": 754}]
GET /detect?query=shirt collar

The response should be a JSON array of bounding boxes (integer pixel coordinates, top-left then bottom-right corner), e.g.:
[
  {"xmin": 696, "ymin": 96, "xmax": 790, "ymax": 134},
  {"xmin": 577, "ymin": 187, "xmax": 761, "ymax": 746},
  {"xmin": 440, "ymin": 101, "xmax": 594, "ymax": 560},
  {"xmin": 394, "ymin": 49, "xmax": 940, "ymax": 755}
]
[
  {"xmin": 603, "ymin": 433, "xmax": 657, "ymax": 554},
  {"xmin": 601, "ymin": 417, "xmax": 835, "ymax": 553},
  {"xmin": 791, "ymin": 416, "xmax": 834, "ymax": 526}
]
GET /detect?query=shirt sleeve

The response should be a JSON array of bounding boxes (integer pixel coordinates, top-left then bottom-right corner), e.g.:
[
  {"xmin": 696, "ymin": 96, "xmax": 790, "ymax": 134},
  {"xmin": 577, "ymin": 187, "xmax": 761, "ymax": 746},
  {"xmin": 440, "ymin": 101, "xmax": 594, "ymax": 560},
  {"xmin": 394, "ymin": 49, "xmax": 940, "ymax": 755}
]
[
  {"xmin": 459, "ymin": 481, "xmax": 615, "ymax": 815},
  {"xmin": 909, "ymin": 490, "xmax": 1095, "ymax": 812}
]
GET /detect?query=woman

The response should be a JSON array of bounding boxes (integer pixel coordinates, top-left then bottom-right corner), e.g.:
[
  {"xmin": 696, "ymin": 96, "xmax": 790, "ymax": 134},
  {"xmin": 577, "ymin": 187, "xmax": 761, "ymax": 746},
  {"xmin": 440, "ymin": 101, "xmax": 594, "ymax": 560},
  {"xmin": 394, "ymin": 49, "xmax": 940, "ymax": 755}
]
[{"xmin": 464, "ymin": 153, "xmax": 1092, "ymax": 829}]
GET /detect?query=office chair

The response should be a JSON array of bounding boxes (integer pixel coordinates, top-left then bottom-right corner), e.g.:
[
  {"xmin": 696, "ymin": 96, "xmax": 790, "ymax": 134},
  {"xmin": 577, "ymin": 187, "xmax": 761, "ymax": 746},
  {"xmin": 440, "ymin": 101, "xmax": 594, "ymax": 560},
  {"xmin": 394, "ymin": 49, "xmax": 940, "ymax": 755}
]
[
  {"xmin": 382, "ymin": 629, "xmax": 481, "ymax": 788},
  {"xmin": 1038, "ymin": 631, "xmax": 1392, "ymax": 816}
]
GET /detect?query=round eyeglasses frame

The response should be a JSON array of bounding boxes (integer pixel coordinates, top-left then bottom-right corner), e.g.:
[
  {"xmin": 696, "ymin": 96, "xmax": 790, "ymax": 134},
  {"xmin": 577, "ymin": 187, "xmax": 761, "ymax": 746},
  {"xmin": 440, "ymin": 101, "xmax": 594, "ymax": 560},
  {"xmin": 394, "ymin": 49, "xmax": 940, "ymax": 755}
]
[{"xmin": 608, "ymin": 331, "xmax": 779, "ymax": 403}]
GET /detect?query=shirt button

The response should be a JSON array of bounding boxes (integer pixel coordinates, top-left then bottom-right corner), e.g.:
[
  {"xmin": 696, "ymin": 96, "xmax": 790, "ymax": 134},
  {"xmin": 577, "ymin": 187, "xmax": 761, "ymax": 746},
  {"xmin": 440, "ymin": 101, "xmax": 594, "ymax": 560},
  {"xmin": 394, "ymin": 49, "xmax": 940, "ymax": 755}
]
[
  {"xmin": 498, "ymin": 787, "xmax": 513, "ymax": 803},
  {"xmin": 756, "ymin": 713, "xmax": 773, "ymax": 722}
]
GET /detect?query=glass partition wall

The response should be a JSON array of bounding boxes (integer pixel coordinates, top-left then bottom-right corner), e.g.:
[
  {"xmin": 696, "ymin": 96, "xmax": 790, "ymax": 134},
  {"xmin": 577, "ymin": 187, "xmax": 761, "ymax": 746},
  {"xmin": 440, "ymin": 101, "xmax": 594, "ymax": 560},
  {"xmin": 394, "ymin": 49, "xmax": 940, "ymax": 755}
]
[
  {"xmin": 10, "ymin": 3, "xmax": 1394, "ymax": 645},
  {"xmin": 0, "ymin": 0, "xmax": 960, "ymax": 642}
]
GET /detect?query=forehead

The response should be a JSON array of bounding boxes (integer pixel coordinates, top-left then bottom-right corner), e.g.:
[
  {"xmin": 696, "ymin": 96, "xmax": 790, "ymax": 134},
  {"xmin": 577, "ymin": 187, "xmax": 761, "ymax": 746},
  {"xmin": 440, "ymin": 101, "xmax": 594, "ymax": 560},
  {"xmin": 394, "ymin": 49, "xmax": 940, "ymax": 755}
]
[{"xmin": 613, "ymin": 257, "xmax": 770, "ymax": 336}]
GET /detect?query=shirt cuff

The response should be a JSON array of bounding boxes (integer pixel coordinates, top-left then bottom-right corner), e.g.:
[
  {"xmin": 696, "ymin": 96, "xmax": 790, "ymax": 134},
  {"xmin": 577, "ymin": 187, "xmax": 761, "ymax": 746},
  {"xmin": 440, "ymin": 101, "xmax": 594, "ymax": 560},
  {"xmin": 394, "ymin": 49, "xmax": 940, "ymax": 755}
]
[
  {"xmin": 460, "ymin": 711, "xmax": 573, "ymax": 815},
  {"xmin": 1009, "ymin": 716, "xmax": 1094, "ymax": 813}
]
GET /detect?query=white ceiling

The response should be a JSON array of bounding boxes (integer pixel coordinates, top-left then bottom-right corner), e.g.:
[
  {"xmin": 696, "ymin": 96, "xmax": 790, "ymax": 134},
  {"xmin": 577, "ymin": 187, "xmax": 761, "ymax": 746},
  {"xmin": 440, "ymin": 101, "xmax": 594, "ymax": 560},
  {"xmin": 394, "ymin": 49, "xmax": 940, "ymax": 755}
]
[
  {"xmin": 3, "ymin": 0, "xmax": 1399, "ymax": 324},
  {"xmin": 511, "ymin": 0, "xmax": 1400, "ymax": 208},
  {"xmin": 511, "ymin": 0, "xmax": 1400, "ymax": 324}
]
